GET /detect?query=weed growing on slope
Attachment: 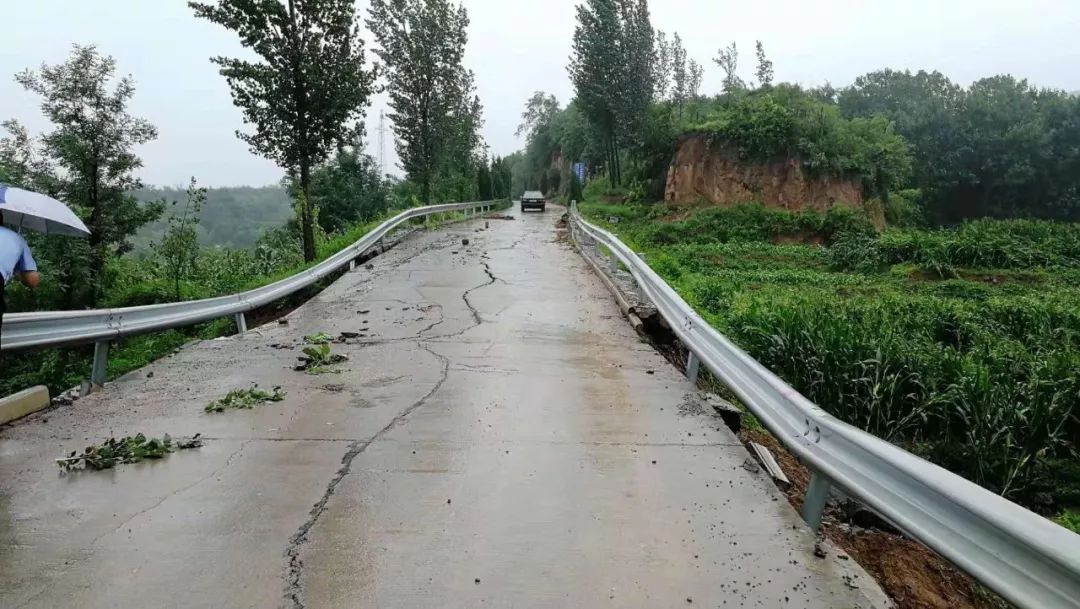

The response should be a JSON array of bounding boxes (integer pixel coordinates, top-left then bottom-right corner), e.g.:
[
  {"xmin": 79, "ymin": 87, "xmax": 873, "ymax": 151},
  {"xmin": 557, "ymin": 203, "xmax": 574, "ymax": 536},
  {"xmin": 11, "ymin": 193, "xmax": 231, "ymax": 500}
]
[
  {"xmin": 57, "ymin": 433, "xmax": 203, "ymax": 471},
  {"xmin": 205, "ymin": 385, "xmax": 286, "ymax": 413}
]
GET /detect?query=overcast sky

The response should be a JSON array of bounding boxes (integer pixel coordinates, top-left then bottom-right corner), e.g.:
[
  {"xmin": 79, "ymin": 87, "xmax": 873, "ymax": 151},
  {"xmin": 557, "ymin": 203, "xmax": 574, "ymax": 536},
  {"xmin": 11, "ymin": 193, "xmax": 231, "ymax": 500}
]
[{"xmin": 4, "ymin": 0, "xmax": 1080, "ymax": 187}]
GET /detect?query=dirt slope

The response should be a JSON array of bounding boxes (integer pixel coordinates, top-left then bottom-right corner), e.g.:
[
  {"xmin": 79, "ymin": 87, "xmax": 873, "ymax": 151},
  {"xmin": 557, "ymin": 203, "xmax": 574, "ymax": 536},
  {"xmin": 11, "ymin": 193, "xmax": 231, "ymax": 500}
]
[{"xmin": 665, "ymin": 134, "xmax": 885, "ymax": 227}]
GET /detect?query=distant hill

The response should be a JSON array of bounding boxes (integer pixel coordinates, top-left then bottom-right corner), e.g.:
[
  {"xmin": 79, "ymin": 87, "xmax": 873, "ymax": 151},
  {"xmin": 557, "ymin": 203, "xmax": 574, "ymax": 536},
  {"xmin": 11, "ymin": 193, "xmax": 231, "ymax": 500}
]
[{"xmin": 132, "ymin": 185, "xmax": 294, "ymax": 251}]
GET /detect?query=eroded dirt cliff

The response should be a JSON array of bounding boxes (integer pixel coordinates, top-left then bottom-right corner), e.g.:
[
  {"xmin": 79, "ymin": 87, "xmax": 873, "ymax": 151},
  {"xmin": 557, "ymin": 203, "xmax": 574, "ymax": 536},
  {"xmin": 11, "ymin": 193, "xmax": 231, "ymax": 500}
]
[{"xmin": 666, "ymin": 134, "xmax": 883, "ymax": 226}]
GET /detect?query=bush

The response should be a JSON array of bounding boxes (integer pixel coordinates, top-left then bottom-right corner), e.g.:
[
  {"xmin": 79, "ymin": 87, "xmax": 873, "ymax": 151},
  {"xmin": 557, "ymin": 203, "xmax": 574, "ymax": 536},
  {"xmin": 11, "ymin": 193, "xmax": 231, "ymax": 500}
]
[
  {"xmin": 691, "ymin": 84, "xmax": 913, "ymax": 197},
  {"xmin": 885, "ymin": 189, "xmax": 925, "ymax": 227},
  {"xmin": 828, "ymin": 233, "xmax": 884, "ymax": 272}
]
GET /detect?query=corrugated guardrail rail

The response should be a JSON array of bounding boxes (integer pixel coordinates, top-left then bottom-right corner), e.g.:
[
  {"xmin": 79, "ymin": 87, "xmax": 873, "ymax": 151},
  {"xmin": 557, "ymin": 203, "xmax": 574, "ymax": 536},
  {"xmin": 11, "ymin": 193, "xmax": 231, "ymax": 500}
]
[
  {"xmin": 1, "ymin": 201, "xmax": 505, "ymax": 383},
  {"xmin": 568, "ymin": 204, "xmax": 1080, "ymax": 609}
]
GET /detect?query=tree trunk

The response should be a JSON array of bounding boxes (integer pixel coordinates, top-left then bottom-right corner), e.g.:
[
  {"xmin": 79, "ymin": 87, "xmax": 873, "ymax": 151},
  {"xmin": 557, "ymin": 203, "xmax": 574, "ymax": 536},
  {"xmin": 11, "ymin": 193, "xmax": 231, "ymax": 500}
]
[
  {"xmin": 607, "ymin": 138, "xmax": 617, "ymax": 189},
  {"xmin": 300, "ymin": 161, "xmax": 316, "ymax": 262},
  {"xmin": 87, "ymin": 159, "xmax": 106, "ymax": 306}
]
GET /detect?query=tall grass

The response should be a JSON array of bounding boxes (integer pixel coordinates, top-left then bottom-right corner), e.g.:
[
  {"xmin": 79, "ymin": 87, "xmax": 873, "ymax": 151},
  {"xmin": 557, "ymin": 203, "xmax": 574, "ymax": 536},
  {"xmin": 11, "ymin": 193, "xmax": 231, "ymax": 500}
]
[{"xmin": 582, "ymin": 201, "xmax": 1080, "ymax": 513}]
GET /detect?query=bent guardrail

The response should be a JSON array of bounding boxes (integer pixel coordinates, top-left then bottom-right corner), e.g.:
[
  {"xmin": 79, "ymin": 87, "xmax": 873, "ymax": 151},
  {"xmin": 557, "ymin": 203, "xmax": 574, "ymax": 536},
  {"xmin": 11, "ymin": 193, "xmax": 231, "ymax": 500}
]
[
  {"xmin": 568, "ymin": 204, "xmax": 1080, "ymax": 609},
  {"xmin": 1, "ymin": 200, "xmax": 506, "ymax": 384}
]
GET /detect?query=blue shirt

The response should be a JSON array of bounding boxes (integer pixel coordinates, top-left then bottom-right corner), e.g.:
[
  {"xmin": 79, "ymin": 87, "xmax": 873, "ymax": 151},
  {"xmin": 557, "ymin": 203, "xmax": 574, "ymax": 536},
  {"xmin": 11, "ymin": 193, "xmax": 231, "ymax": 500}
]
[{"xmin": 0, "ymin": 226, "xmax": 37, "ymax": 285}]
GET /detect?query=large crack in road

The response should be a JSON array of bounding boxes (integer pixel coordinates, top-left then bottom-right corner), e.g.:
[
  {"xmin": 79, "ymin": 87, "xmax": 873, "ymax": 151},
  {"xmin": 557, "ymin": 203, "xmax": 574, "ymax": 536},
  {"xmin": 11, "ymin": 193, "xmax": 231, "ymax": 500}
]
[{"xmin": 284, "ymin": 344, "xmax": 450, "ymax": 609}]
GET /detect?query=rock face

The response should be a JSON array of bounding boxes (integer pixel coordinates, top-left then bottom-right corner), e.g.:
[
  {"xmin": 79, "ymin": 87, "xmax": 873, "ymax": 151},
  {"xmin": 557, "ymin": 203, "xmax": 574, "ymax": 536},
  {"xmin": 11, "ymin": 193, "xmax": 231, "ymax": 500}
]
[{"xmin": 665, "ymin": 134, "xmax": 881, "ymax": 225}]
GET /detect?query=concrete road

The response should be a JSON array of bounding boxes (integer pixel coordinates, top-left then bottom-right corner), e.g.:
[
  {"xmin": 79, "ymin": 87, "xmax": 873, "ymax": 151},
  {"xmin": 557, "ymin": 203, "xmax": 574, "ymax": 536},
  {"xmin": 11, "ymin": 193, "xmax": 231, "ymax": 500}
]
[{"xmin": 0, "ymin": 205, "xmax": 886, "ymax": 608}]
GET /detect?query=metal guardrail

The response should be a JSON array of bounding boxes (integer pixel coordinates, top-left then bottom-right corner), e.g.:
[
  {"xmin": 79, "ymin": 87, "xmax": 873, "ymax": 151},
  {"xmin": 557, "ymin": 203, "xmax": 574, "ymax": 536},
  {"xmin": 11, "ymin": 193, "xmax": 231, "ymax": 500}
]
[
  {"xmin": 1, "ymin": 200, "xmax": 506, "ymax": 384},
  {"xmin": 568, "ymin": 204, "xmax": 1080, "ymax": 609}
]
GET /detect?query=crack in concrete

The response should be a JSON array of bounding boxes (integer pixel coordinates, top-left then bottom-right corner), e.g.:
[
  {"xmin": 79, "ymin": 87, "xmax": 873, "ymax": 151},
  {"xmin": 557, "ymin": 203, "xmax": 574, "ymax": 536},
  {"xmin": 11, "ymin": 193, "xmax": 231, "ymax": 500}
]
[
  {"xmin": 283, "ymin": 343, "xmax": 451, "ymax": 609},
  {"xmin": 461, "ymin": 261, "xmax": 500, "ymax": 326},
  {"xmin": 415, "ymin": 303, "xmax": 447, "ymax": 337},
  {"xmin": 89, "ymin": 439, "xmax": 252, "ymax": 548}
]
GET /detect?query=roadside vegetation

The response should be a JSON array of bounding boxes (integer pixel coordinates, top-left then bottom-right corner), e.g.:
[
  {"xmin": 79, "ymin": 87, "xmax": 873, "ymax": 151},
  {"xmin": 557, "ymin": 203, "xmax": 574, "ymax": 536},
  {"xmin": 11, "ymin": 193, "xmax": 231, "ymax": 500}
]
[
  {"xmin": 581, "ymin": 201, "xmax": 1080, "ymax": 521},
  {"xmin": 0, "ymin": 0, "xmax": 513, "ymax": 398}
]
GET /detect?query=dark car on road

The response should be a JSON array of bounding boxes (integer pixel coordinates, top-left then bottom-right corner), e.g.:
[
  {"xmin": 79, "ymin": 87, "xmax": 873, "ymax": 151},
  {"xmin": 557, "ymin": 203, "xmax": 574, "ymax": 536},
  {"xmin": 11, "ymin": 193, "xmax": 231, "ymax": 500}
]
[{"xmin": 520, "ymin": 190, "xmax": 546, "ymax": 212}]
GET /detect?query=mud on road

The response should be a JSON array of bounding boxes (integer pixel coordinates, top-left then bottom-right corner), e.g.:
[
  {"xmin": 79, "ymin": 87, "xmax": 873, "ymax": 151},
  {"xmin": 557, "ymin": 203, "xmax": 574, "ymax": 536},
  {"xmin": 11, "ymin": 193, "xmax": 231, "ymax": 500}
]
[{"xmin": 0, "ymin": 205, "xmax": 887, "ymax": 608}]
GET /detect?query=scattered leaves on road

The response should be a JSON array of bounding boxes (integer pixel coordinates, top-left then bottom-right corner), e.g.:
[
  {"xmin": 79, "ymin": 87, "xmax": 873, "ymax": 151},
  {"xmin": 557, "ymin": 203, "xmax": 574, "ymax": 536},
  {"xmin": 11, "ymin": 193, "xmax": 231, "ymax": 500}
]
[
  {"xmin": 295, "ymin": 343, "xmax": 348, "ymax": 374},
  {"xmin": 57, "ymin": 433, "xmax": 203, "ymax": 471},
  {"xmin": 205, "ymin": 385, "xmax": 286, "ymax": 413}
]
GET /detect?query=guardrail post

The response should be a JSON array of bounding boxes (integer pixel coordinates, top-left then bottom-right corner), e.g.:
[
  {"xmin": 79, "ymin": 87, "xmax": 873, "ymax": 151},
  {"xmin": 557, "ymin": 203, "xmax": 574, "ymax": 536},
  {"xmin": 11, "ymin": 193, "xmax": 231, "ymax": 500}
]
[
  {"xmin": 801, "ymin": 472, "xmax": 832, "ymax": 531},
  {"xmin": 349, "ymin": 259, "xmax": 356, "ymax": 271},
  {"xmin": 234, "ymin": 312, "xmax": 247, "ymax": 334},
  {"xmin": 686, "ymin": 351, "xmax": 700, "ymax": 385},
  {"xmin": 90, "ymin": 341, "xmax": 109, "ymax": 390}
]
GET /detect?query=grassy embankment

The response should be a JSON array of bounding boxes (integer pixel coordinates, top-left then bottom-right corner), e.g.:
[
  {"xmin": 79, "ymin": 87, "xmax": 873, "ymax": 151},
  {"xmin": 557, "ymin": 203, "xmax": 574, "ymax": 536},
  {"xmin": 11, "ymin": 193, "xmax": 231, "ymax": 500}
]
[{"xmin": 580, "ymin": 200, "xmax": 1080, "ymax": 530}]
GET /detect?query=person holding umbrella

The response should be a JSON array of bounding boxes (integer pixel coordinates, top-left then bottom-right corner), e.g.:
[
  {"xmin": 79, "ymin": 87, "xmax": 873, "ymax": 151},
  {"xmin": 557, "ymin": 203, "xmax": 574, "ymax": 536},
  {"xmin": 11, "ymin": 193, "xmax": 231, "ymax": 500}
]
[{"xmin": 0, "ymin": 184, "xmax": 89, "ymax": 348}]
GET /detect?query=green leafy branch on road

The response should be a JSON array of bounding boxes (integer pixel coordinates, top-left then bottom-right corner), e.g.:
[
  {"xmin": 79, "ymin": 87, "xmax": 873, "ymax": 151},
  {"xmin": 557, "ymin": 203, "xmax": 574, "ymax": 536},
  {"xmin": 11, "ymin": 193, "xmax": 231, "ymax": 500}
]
[
  {"xmin": 56, "ymin": 433, "xmax": 203, "ymax": 471},
  {"xmin": 295, "ymin": 344, "xmax": 348, "ymax": 375},
  {"xmin": 205, "ymin": 385, "xmax": 286, "ymax": 413},
  {"xmin": 303, "ymin": 332, "xmax": 334, "ymax": 345}
]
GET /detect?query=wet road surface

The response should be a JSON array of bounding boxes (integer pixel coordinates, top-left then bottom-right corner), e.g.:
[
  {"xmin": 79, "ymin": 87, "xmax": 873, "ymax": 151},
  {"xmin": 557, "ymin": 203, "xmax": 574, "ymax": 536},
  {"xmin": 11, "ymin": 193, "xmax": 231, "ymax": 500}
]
[{"xmin": 0, "ymin": 206, "xmax": 886, "ymax": 608}]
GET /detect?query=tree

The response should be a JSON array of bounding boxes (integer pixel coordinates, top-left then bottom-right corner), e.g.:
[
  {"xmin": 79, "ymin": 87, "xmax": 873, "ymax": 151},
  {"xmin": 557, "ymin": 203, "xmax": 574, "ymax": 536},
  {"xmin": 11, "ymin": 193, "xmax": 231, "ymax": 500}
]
[
  {"xmin": 613, "ymin": 0, "xmax": 656, "ymax": 154},
  {"xmin": 309, "ymin": 148, "xmax": 387, "ymax": 232},
  {"xmin": 14, "ymin": 45, "xmax": 163, "ymax": 306},
  {"xmin": 477, "ymin": 161, "xmax": 493, "ymax": 200},
  {"xmin": 569, "ymin": 0, "xmax": 622, "ymax": 187},
  {"xmin": 688, "ymin": 59, "xmax": 703, "ymax": 99},
  {"xmin": 653, "ymin": 30, "xmax": 672, "ymax": 100},
  {"xmin": 517, "ymin": 92, "xmax": 560, "ymax": 140},
  {"xmin": 189, "ymin": 0, "xmax": 376, "ymax": 262},
  {"xmin": 154, "ymin": 178, "xmax": 208, "ymax": 300},
  {"xmin": 568, "ymin": 169, "xmax": 584, "ymax": 203},
  {"xmin": 755, "ymin": 40, "xmax": 773, "ymax": 88},
  {"xmin": 714, "ymin": 41, "xmax": 745, "ymax": 93},
  {"xmin": 669, "ymin": 33, "xmax": 690, "ymax": 115},
  {"xmin": 569, "ymin": 0, "xmax": 656, "ymax": 187},
  {"xmin": 367, "ymin": 0, "xmax": 483, "ymax": 204}
]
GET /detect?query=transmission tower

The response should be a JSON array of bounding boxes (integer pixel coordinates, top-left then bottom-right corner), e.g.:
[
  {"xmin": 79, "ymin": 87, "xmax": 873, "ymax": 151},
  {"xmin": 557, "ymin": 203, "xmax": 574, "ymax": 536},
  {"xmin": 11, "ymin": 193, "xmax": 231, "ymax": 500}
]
[{"xmin": 377, "ymin": 110, "xmax": 387, "ymax": 176}]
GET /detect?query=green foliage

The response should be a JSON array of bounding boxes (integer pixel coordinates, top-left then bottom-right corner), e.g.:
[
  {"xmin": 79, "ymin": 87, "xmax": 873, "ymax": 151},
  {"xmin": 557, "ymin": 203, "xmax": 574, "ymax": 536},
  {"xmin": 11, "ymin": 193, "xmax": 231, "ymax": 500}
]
[
  {"xmin": 9, "ymin": 45, "xmax": 164, "ymax": 307},
  {"xmin": 569, "ymin": 0, "xmax": 655, "ymax": 187},
  {"xmin": 366, "ymin": 0, "xmax": 483, "ymax": 204},
  {"xmin": 692, "ymin": 85, "xmax": 913, "ymax": 197},
  {"xmin": 190, "ymin": 0, "xmax": 376, "ymax": 261},
  {"xmin": 884, "ymin": 189, "xmax": 925, "ymax": 227},
  {"xmin": 57, "ymin": 433, "xmax": 203, "ymax": 471},
  {"xmin": 582, "ymin": 202, "xmax": 1080, "ymax": 514},
  {"xmin": 310, "ymin": 149, "xmax": 388, "ymax": 233},
  {"xmin": 152, "ymin": 178, "xmax": 208, "ymax": 300},
  {"xmin": 303, "ymin": 332, "xmax": 333, "ymax": 345},
  {"xmin": 827, "ymin": 232, "xmax": 885, "ymax": 273},
  {"xmin": 296, "ymin": 343, "xmax": 348, "ymax": 374},
  {"xmin": 840, "ymin": 69, "xmax": 1080, "ymax": 222},
  {"xmin": 879, "ymin": 219, "xmax": 1080, "ymax": 271},
  {"xmin": 568, "ymin": 170, "xmax": 584, "ymax": 203},
  {"xmin": 1055, "ymin": 510, "xmax": 1080, "ymax": 534},
  {"xmin": 205, "ymin": 385, "xmax": 286, "ymax": 413},
  {"xmin": 586, "ymin": 202, "xmax": 875, "ymax": 248}
]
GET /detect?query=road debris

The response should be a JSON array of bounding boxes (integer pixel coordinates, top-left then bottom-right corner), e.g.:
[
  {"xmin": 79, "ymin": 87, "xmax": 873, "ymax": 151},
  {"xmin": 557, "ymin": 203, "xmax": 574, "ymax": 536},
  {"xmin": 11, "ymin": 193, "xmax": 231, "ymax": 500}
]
[
  {"xmin": 205, "ymin": 385, "xmax": 286, "ymax": 413},
  {"xmin": 294, "ymin": 344, "xmax": 348, "ymax": 374},
  {"xmin": 56, "ymin": 433, "xmax": 203, "ymax": 471}
]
